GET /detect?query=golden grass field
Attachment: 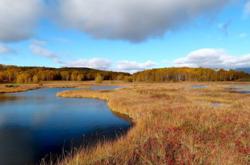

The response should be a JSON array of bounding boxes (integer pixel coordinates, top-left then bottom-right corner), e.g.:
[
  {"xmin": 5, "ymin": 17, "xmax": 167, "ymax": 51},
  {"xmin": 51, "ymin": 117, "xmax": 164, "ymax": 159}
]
[
  {"xmin": 1, "ymin": 81, "xmax": 249, "ymax": 165},
  {"xmin": 55, "ymin": 82, "xmax": 250, "ymax": 165}
]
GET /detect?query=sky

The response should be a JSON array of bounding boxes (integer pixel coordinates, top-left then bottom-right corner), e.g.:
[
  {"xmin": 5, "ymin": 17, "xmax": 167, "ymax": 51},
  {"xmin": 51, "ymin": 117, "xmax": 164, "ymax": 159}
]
[{"xmin": 0, "ymin": 0, "xmax": 250, "ymax": 73}]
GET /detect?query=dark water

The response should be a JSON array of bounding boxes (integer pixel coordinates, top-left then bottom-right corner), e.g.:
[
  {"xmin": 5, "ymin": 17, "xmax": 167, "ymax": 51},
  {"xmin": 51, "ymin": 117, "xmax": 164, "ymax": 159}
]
[
  {"xmin": 90, "ymin": 85, "xmax": 123, "ymax": 91},
  {"xmin": 0, "ymin": 88, "xmax": 131, "ymax": 165}
]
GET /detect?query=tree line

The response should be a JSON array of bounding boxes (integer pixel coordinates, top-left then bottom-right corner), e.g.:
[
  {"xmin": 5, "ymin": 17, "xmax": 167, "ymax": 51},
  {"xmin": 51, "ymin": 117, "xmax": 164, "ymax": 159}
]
[
  {"xmin": 0, "ymin": 65, "xmax": 130, "ymax": 83},
  {"xmin": 1, "ymin": 65, "xmax": 249, "ymax": 83},
  {"xmin": 133, "ymin": 67, "xmax": 250, "ymax": 82}
]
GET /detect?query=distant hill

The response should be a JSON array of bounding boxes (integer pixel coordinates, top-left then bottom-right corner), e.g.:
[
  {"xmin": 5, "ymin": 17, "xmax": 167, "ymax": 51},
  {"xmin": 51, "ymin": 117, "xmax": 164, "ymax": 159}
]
[{"xmin": 236, "ymin": 68, "xmax": 250, "ymax": 74}]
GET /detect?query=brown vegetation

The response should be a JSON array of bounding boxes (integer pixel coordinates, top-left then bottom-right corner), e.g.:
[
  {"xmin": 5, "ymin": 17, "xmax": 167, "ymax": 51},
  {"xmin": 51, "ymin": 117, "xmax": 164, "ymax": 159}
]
[
  {"xmin": 134, "ymin": 68, "xmax": 250, "ymax": 82},
  {"xmin": 0, "ymin": 84, "xmax": 40, "ymax": 93},
  {"xmin": 57, "ymin": 82, "xmax": 250, "ymax": 165},
  {"xmin": 0, "ymin": 64, "xmax": 129, "ymax": 83},
  {"xmin": 1, "ymin": 65, "xmax": 249, "ymax": 84}
]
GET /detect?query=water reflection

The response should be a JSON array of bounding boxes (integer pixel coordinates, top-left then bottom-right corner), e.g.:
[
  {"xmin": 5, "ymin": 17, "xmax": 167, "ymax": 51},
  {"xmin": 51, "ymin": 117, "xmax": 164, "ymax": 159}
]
[
  {"xmin": 191, "ymin": 85, "xmax": 208, "ymax": 89},
  {"xmin": 229, "ymin": 85, "xmax": 250, "ymax": 94},
  {"xmin": 0, "ymin": 88, "xmax": 131, "ymax": 165},
  {"xmin": 90, "ymin": 85, "xmax": 123, "ymax": 91},
  {"xmin": 0, "ymin": 95, "xmax": 26, "ymax": 103}
]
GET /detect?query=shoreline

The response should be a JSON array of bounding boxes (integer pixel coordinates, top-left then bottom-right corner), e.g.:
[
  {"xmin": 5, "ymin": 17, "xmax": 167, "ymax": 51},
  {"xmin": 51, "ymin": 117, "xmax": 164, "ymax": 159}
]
[
  {"xmin": 57, "ymin": 88, "xmax": 135, "ymax": 124},
  {"xmin": 0, "ymin": 81, "xmax": 129, "ymax": 94}
]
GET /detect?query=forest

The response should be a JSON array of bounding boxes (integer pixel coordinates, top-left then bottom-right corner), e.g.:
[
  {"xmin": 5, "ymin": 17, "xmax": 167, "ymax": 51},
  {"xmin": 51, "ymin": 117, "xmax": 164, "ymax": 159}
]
[
  {"xmin": 0, "ymin": 64, "xmax": 249, "ymax": 83},
  {"xmin": 0, "ymin": 64, "xmax": 130, "ymax": 83},
  {"xmin": 133, "ymin": 67, "xmax": 250, "ymax": 82}
]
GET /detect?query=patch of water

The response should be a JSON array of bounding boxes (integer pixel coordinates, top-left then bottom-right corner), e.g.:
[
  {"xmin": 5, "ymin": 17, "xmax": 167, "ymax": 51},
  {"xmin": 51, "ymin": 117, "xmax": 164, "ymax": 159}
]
[
  {"xmin": 90, "ymin": 85, "xmax": 123, "ymax": 91},
  {"xmin": 0, "ymin": 88, "xmax": 131, "ymax": 165},
  {"xmin": 191, "ymin": 85, "xmax": 208, "ymax": 89}
]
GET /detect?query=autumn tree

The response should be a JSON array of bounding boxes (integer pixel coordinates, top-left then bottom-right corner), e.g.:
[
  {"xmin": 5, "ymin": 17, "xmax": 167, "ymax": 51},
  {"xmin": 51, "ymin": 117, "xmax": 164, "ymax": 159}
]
[
  {"xmin": 32, "ymin": 75, "xmax": 39, "ymax": 83},
  {"xmin": 0, "ymin": 72, "xmax": 6, "ymax": 83},
  {"xmin": 60, "ymin": 71, "xmax": 71, "ymax": 81},
  {"xmin": 16, "ymin": 72, "xmax": 32, "ymax": 83},
  {"xmin": 70, "ymin": 71, "xmax": 79, "ymax": 81},
  {"xmin": 77, "ymin": 74, "xmax": 85, "ymax": 81},
  {"xmin": 95, "ymin": 74, "xmax": 103, "ymax": 83}
]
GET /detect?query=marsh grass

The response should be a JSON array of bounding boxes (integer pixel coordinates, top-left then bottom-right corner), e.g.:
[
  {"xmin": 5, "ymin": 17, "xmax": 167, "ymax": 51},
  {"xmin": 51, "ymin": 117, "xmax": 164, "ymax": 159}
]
[{"xmin": 55, "ymin": 82, "xmax": 250, "ymax": 165}]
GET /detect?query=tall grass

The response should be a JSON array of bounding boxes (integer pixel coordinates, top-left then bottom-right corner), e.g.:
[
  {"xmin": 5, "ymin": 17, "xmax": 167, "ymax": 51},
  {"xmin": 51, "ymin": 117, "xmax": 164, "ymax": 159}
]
[{"xmin": 56, "ymin": 82, "xmax": 249, "ymax": 164}]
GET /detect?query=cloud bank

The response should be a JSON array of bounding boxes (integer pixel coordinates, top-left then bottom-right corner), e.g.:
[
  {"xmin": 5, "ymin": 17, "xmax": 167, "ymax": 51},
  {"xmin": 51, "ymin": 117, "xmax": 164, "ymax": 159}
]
[
  {"xmin": 62, "ymin": 58, "xmax": 156, "ymax": 72},
  {"xmin": 116, "ymin": 60, "xmax": 156, "ymax": 72},
  {"xmin": 58, "ymin": 0, "xmax": 231, "ymax": 42},
  {"xmin": 0, "ymin": 0, "xmax": 237, "ymax": 42},
  {"xmin": 0, "ymin": 0, "xmax": 43, "ymax": 42},
  {"xmin": 175, "ymin": 48, "xmax": 250, "ymax": 69},
  {"xmin": 63, "ymin": 58, "xmax": 112, "ymax": 70}
]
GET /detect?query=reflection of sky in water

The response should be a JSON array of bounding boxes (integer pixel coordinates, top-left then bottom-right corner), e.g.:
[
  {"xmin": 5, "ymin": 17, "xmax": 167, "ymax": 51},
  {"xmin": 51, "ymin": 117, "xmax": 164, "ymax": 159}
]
[
  {"xmin": 191, "ymin": 85, "xmax": 208, "ymax": 89},
  {"xmin": 0, "ymin": 88, "xmax": 130, "ymax": 165},
  {"xmin": 90, "ymin": 85, "xmax": 123, "ymax": 91},
  {"xmin": 230, "ymin": 85, "xmax": 250, "ymax": 94}
]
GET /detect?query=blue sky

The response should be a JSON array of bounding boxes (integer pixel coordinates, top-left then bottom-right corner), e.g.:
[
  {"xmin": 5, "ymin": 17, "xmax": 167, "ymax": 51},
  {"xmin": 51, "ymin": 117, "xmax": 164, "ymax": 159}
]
[{"xmin": 0, "ymin": 0, "xmax": 250, "ymax": 72}]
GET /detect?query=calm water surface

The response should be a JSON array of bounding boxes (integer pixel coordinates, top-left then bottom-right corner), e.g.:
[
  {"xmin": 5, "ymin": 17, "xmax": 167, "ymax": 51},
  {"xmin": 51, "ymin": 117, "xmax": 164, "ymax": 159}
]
[
  {"xmin": 90, "ymin": 85, "xmax": 123, "ymax": 91},
  {"xmin": 0, "ymin": 88, "xmax": 131, "ymax": 165},
  {"xmin": 191, "ymin": 85, "xmax": 208, "ymax": 89},
  {"xmin": 230, "ymin": 85, "xmax": 250, "ymax": 94}
]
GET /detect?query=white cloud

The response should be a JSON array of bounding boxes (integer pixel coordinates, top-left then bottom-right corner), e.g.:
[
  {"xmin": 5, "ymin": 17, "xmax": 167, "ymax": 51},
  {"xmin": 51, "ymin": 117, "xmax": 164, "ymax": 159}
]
[
  {"xmin": 63, "ymin": 58, "xmax": 112, "ymax": 70},
  {"xmin": 30, "ymin": 40, "xmax": 60, "ymax": 62},
  {"xmin": 116, "ymin": 60, "xmax": 156, "ymax": 73},
  {"xmin": 244, "ymin": 1, "xmax": 250, "ymax": 16},
  {"xmin": 174, "ymin": 48, "xmax": 250, "ymax": 68},
  {"xmin": 58, "ymin": 0, "xmax": 231, "ymax": 42},
  {"xmin": 0, "ymin": 0, "xmax": 43, "ymax": 42},
  {"xmin": 62, "ymin": 59, "xmax": 156, "ymax": 72},
  {"xmin": 0, "ymin": 44, "xmax": 15, "ymax": 54}
]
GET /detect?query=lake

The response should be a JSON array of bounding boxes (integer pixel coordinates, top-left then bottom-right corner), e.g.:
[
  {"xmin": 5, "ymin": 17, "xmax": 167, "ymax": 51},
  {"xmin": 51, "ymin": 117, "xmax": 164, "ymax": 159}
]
[{"xmin": 0, "ymin": 88, "xmax": 131, "ymax": 165}]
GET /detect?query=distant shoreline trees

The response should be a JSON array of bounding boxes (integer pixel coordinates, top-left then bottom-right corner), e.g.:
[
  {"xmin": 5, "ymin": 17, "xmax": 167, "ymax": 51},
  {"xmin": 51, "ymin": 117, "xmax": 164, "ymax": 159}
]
[
  {"xmin": 0, "ymin": 65, "xmax": 249, "ymax": 83},
  {"xmin": 133, "ymin": 67, "xmax": 250, "ymax": 82},
  {"xmin": 0, "ymin": 65, "xmax": 129, "ymax": 83}
]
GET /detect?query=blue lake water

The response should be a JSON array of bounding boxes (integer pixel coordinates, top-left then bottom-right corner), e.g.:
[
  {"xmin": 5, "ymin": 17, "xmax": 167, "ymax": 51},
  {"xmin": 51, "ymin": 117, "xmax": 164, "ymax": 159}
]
[
  {"xmin": 0, "ymin": 88, "xmax": 131, "ymax": 165},
  {"xmin": 90, "ymin": 85, "xmax": 123, "ymax": 91},
  {"xmin": 229, "ymin": 85, "xmax": 250, "ymax": 94},
  {"xmin": 191, "ymin": 85, "xmax": 208, "ymax": 89}
]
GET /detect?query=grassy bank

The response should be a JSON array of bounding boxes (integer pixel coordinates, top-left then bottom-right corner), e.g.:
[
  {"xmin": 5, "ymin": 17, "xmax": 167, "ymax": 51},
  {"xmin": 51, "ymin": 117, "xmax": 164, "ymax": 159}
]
[
  {"xmin": 0, "ymin": 84, "xmax": 41, "ymax": 93},
  {"xmin": 57, "ymin": 82, "xmax": 250, "ymax": 165},
  {"xmin": 0, "ymin": 81, "xmax": 125, "ymax": 93}
]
